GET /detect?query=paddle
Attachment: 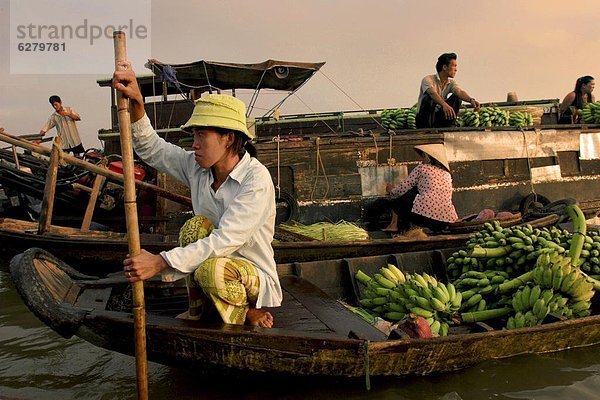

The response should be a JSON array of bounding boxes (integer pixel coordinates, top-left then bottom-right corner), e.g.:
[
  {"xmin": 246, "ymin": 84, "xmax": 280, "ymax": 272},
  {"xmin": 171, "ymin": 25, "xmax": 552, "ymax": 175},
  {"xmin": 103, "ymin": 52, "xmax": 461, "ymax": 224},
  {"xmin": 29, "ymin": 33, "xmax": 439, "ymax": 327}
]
[{"xmin": 113, "ymin": 31, "xmax": 148, "ymax": 399}]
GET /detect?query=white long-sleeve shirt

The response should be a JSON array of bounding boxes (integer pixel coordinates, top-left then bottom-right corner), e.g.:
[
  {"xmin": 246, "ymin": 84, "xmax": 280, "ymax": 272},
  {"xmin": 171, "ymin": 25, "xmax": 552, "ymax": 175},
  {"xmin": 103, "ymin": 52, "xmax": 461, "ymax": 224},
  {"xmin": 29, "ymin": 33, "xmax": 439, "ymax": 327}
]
[{"xmin": 131, "ymin": 115, "xmax": 282, "ymax": 308}]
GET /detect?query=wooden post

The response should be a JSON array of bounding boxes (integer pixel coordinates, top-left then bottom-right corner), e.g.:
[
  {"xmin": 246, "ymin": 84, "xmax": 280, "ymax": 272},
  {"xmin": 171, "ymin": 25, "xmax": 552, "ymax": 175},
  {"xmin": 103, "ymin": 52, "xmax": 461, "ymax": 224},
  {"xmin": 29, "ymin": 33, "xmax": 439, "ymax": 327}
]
[
  {"xmin": 12, "ymin": 145, "xmax": 20, "ymax": 170},
  {"xmin": 113, "ymin": 31, "xmax": 148, "ymax": 400},
  {"xmin": 80, "ymin": 170, "xmax": 107, "ymax": 232},
  {"xmin": 38, "ymin": 137, "xmax": 62, "ymax": 235}
]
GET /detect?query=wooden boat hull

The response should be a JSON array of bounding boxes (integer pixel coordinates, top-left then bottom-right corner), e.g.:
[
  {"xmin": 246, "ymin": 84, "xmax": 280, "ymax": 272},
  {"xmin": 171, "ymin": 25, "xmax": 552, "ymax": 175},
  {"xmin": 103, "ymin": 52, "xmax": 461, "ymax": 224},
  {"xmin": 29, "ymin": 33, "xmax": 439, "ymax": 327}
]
[
  {"xmin": 0, "ymin": 214, "xmax": 560, "ymax": 275},
  {"xmin": 10, "ymin": 247, "xmax": 600, "ymax": 378}
]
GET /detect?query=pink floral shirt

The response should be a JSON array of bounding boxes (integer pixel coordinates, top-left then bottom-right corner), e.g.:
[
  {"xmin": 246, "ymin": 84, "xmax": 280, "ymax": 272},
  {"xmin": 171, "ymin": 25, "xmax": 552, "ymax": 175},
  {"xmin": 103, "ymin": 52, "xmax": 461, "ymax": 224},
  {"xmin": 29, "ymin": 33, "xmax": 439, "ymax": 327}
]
[{"xmin": 390, "ymin": 163, "xmax": 458, "ymax": 223}]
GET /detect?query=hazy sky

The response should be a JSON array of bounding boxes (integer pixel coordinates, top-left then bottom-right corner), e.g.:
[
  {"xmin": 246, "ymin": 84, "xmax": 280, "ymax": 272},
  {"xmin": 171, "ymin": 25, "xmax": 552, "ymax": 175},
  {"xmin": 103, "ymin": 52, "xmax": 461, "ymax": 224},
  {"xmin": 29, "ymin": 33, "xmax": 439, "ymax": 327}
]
[{"xmin": 1, "ymin": 1, "xmax": 600, "ymax": 149}]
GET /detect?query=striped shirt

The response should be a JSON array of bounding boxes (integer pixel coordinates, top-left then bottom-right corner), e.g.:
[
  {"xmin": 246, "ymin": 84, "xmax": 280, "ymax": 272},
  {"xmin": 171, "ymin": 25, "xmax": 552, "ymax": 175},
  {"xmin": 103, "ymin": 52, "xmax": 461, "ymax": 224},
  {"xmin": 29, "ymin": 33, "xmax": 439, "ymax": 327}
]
[{"xmin": 40, "ymin": 107, "xmax": 82, "ymax": 149}]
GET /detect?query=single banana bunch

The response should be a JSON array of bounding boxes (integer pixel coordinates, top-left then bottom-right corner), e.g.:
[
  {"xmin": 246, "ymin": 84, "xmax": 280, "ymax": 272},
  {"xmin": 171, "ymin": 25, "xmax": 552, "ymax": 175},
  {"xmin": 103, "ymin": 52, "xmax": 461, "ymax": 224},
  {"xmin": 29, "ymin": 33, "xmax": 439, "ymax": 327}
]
[
  {"xmin": 506, "ymin": 285, "xmax": 570, "ymax": 329},
  {"xmin": 459, "ymin": 109, "xmax": 480, "ymax": 127},
  {"xmin": 406, "ymin": 104, "xmax": 417, "ymax": 129},
  {"xmin": 453, "ymin": 270, "xmax": 509, "ymax": 312},
  {"xmin": 509, "ymin": 111, "xmax": 534, "ymax": 127}
]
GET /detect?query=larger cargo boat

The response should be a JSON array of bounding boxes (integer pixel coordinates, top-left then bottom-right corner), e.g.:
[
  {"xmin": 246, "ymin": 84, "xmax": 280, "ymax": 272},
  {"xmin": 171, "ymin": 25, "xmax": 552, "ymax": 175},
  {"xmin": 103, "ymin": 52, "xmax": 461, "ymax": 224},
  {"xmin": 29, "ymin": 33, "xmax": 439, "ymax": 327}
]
[{"xmin": 96, "ymin": 59, "xmax": 600, "ymax": 228}]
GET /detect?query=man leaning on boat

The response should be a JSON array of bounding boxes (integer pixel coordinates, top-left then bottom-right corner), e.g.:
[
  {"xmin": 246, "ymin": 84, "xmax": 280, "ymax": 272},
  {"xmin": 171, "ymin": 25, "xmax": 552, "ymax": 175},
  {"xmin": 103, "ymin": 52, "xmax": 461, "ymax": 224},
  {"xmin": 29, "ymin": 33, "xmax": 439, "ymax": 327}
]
[
  {"xmin": 113, "ymin": 61, "xmax": 281, "ymax": 328},
  {"xmin": 416, "ymin": 52, "xmax": 480, "ymax": 129}
]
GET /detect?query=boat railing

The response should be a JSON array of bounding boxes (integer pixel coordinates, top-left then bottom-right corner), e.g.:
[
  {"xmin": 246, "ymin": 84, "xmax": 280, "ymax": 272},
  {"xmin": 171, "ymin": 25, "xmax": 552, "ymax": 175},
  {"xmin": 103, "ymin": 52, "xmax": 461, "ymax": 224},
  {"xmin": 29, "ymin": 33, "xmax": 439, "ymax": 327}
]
[{"xmin": 0, "ymin": 129, "xmax": 193, "ymax": 235}]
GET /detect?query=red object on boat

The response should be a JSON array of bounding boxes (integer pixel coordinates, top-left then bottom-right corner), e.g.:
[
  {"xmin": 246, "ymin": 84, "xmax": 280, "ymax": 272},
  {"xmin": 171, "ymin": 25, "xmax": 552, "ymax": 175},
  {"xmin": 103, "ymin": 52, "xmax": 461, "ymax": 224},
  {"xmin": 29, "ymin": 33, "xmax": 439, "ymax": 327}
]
[
  {"xmin": 397, "ymin": 314, "xmax": 433, "ymax": 338},
  {"xmin": 108, "ymin": 161, "xmax": 146, "ymax": 181}
]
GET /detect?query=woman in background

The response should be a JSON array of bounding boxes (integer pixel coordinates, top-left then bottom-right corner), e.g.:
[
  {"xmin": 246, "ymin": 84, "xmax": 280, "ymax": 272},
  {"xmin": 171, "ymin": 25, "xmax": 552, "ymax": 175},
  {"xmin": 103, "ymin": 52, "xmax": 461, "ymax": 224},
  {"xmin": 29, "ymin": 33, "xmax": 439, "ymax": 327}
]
[
  {"xmin": 383, "ymin": 144, "xmax": 458, "ymax": 236},
  {"xmin": 559, "ymin": 75, "xmax": 595, "ymax": 123}
]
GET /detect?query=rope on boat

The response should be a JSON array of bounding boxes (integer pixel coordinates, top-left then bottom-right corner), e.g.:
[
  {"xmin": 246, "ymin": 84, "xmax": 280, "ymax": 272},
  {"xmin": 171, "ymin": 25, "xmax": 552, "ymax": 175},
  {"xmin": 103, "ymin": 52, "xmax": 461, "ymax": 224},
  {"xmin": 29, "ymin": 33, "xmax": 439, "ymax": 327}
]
[
  {"xmin": 371, "ymin": 133, "xmax": 379, "ymax": 165},
  {"xmin": 389, "ymin": 133, "xmax": 393, "ymax": 163},
  {"xmin": 317, "ymin": 69, "xmax": 387, "ymax": 132},
  {"xmin": 309, "ymin": 137, "xmax": 329, "ymax": 200},
  {"xmin": 363, "ymin": 340, "xmax": 371, "ymax": 391},
  {"xmin": 292, "ymin": 93, "xmax": 339, "ymax": 135}
]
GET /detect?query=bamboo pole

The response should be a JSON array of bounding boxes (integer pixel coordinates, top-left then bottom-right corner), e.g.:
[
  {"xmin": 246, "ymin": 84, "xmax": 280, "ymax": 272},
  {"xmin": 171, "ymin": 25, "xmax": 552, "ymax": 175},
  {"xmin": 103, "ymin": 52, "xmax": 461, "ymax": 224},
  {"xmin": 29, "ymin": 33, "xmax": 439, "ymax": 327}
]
[
  {"xmin": 0, "ymin": 131, "xmax": 193, "ymax": 207},
  {"xmin": 113, "ymin": 31, "xmax": 148, "ymax": 400},
  {"xmin": 37, "ymin": 137, "xmax": 62, "ymax": 235}
]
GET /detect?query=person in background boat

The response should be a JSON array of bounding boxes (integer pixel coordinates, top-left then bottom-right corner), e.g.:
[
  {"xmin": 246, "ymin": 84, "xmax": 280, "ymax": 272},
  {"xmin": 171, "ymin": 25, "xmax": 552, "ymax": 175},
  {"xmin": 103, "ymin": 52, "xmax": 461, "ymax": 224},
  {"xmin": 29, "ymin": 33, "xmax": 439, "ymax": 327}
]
[
  {"xmin": 559, "ymin": 76, "xmax": 595, "ymax": 124},
  {"xmin": 383, "ymin": 144, "xmax": 458, "ymax": 236},
  {"xmin": 39, "ymin": 95, "xmax": 85, "ymax": 156},
  {"xmin": 416, "ymin": 53, "xmax": 480, "ymax": 129},
  {"xmin": 114, "ymin": 61, "xmax": 280, "ymax": 328}
]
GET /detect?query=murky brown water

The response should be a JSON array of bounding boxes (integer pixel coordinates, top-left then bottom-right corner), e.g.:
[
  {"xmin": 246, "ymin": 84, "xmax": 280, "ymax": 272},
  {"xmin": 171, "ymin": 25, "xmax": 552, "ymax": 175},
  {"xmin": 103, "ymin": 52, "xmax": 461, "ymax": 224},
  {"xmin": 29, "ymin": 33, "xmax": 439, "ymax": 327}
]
[{"xmin": 1, "ymin": 264, "xmax": 599, "ymax": 400}]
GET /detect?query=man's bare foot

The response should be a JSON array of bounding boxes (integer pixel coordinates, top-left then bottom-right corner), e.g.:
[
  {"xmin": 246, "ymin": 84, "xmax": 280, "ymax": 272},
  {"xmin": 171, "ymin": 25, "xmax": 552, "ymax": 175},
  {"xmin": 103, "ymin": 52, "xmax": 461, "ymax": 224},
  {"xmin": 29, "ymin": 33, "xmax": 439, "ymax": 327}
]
[{"xmin": 246, "ymin": 308, "xmax": 273, "ymax": 328}]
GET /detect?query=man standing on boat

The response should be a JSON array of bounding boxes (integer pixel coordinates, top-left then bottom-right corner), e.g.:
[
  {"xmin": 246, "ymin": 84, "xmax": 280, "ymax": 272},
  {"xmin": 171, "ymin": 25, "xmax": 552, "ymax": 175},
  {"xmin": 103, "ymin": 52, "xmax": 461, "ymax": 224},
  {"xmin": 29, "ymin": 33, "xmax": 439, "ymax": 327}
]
[
  {"xmin": 416, "ymin": 53, "xmax": 480, "ymax": 129},
  {"xmin": 114, "ymin": 62, "xmax": 280, "ymax": 328},
  {"xmin": 39, "ymin": 95, "xmax": 85, "ymax": 155}
]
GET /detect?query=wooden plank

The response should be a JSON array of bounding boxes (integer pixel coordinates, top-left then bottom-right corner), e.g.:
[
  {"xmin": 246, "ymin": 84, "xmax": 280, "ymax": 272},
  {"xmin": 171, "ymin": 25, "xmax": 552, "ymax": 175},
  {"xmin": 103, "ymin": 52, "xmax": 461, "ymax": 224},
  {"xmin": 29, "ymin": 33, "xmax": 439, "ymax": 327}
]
[
  {"xmin": 280, "ymin": 275, "xmax": 387, "ymax": 341},
  {"xmin": 81, "ymin": 171, "xmax": 107, "ymax": 232},
  {"xmin": 269, "ymin": 290, "xmax": 331, "ymax": 333},
  {"xmin": 75, "ymin": 287, "xmax": 112, "ymax": 309},
  {"xmin": 38, "ymin": 137, "xmax": 61, "ymax": 235}
]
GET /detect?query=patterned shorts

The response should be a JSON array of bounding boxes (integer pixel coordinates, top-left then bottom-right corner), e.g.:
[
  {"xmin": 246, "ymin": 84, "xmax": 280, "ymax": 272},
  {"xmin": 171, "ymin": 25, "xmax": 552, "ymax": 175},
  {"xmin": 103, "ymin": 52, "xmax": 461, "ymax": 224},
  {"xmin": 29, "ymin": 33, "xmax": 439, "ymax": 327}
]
[{"xmin": 186, "ymin": 257, "xmax": 260, "ymax": 324}]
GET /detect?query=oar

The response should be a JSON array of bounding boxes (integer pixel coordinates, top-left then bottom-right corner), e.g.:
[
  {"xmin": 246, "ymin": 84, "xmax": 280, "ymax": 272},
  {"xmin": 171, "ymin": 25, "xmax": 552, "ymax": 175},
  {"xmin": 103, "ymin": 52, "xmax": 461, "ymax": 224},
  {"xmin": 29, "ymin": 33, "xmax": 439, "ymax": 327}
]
[{"xmin": 113, "ymin": 31, "xmax": 148, "ymax": 399}]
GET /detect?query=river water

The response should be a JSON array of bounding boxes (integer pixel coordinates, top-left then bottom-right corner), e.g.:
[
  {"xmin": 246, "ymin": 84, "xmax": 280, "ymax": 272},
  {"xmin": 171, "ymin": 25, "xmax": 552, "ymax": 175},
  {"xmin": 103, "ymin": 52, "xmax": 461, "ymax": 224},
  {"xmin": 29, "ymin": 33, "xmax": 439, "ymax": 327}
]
[{"xmin": 1, "ymin": 264, "xmax": 600, "ymax": 400}]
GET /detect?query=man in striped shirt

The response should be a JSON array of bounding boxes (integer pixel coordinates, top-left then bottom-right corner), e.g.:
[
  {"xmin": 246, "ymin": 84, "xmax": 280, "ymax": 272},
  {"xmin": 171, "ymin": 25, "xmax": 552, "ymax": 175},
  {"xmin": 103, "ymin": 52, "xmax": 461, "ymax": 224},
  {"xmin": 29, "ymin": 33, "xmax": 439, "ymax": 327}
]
[{"xmin": 40, "ymin": 95, "xmax": 85, "ymax": 155}]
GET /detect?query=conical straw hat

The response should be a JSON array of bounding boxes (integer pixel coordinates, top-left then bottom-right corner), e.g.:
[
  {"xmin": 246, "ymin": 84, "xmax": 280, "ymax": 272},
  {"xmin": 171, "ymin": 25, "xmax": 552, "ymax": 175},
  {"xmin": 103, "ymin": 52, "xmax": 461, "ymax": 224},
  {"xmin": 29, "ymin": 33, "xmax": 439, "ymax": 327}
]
[{"xmin": 414, "ymin": 144, "xmax": 450, "ymax": 171}]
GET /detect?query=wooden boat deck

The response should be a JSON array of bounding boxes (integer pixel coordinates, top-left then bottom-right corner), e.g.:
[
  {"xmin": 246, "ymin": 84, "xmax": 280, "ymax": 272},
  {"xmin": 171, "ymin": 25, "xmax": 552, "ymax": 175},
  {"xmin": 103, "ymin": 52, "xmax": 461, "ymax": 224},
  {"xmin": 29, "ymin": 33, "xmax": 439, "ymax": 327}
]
[{"xmin": 71, "ymin": 269, "xmax": 387, "ymax": 341}]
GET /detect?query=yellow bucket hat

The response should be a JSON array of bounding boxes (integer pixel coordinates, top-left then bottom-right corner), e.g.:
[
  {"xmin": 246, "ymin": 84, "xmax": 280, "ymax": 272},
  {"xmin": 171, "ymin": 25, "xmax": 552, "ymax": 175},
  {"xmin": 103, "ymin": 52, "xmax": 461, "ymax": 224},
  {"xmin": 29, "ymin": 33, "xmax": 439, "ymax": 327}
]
[{"xmin": 180, "ymin": 94, "xmax": 254, "ymax": 140}]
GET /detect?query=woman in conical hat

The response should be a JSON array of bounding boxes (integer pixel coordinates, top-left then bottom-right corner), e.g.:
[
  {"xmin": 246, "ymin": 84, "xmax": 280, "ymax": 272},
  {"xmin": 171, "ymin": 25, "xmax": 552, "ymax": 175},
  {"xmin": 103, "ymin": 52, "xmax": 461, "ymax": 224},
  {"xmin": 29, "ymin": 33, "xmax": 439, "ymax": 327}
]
[
  {"xmin": 383, "ymin": 143, "xmax": 458, "ymax": 235},
  {"xmin": 114, "ymin": 62, "xmax": 280, "ymax": 328}
]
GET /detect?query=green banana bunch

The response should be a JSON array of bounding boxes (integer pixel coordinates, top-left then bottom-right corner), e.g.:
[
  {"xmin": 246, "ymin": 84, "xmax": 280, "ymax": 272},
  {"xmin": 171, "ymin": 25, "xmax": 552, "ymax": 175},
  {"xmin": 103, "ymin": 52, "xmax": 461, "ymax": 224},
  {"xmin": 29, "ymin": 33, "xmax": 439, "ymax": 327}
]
[
  {"xmin": 477, "ymin": 107, "xmax": 510, "ymax": 127},
  {"xmin": 356, "ymin": 267, "xmax": 462, "ymax": 336},
  {"xmin": 509, "ymin": 111, "xmax": 534, "ymax": 127},
  {"xmin": 459, "ymin": 109, "xmax": 480, "ymax": 127},
  {"xmin": 506, "ymin": 310, "xmax": 545, "ymax": 329},
  {"xmin": 581, "ymin": 102, "xmax": 600, "ymax": 124},
  {"xmin": 531, "ymin": 251, "xmax": 595, "ymax": 306}
]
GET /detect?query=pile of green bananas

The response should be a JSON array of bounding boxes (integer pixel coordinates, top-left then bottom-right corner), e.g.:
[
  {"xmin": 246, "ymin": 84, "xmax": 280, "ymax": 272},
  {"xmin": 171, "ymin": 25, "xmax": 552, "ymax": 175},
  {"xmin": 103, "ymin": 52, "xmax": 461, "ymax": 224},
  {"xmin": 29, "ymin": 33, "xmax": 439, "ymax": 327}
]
[
  {"xmin": 509, "ymin": 111, "xmax": 534, "ymax": 127},
  {"xmin": 580, "ymin": 102, "xmax": 600, "ymax": 124},
  {"xmin": 380, "ymin": 108, "xmax": 407, "ymax": 130},
  {"xmin": 447, "ymin": 221, "xmax": 568, "ymax": 280},
  {"xmin": 380, "ymin": 105, "xmax": 418, "ymax": 130},
  {"xmin": 355, "ymin": 266, "xmax": 461, "ymax": 336},
  {"xmin": 458, "ymin": 108, "xmax": 532, "ymax": 128}
]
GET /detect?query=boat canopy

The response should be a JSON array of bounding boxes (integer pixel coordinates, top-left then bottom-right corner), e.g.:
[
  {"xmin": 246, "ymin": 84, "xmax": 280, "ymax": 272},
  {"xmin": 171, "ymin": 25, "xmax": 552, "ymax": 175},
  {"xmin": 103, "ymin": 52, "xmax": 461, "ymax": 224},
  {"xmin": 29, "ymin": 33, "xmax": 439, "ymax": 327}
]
[{"xmin": 98, "ymin": 59, "xmax": 325, "ymax": 97}]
